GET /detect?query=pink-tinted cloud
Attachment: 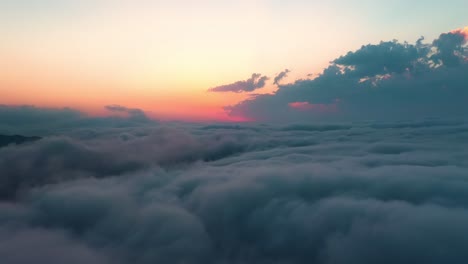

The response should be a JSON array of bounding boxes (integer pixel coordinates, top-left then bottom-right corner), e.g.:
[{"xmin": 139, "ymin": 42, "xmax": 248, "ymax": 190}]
[
  {"xmin": 288, "ymin": 101, "xmax": 338, "ymax": 112},
  {"xmin": 451, "ymin": 26, "xmax": 468, "ymax": 41}
]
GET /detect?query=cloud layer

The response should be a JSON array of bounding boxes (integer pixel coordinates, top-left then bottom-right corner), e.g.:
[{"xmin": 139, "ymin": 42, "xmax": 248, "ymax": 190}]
[
  {"xmin": 227, "ymin": 28, "xmax": 468, "ymax": 122},
  {"xmin": 2, "ymin": 113, "xmax": 468, "ymax": 263}
]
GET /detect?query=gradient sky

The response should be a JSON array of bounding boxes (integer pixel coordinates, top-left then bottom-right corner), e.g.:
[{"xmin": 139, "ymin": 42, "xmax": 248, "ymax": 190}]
[{"xmin": 1, "ymin": 0, "xmax": 467, "ymax": 121}]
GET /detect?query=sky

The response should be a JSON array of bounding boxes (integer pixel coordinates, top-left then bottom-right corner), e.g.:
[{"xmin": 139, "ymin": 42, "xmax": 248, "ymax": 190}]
[{"xmin": 1, "ymin": 0, "xmax": 467, "ymax": 121}]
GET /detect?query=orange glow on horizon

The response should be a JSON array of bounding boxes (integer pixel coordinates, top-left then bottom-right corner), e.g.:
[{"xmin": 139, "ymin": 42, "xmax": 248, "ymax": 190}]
[
  {"xmin": 0, "ymin": 45, "xmax": 266, "ymax": 122},
  {"xmin": 0, "ymin": 0, "xmax": 362, "ymax": 122}
]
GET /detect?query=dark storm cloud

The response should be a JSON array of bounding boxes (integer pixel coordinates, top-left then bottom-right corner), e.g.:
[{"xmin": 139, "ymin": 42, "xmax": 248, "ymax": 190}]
[
  {"xmin": 209, "ymin": 73, "xmax": 269, "ymax": 93},
  {"xmin": 0, "ymin": 105, "xmax": 155, "ymax": 135},
  {"xmin": 1, "ymin": 120, "xmax": 468, "ymax": 263},
  {"xmin": 273, "ymin": 69, "xmax": 291, "ymax": 85},
  {"xmin": 227, "ymin": 28, "xmax": 468, "ymax": 122}
]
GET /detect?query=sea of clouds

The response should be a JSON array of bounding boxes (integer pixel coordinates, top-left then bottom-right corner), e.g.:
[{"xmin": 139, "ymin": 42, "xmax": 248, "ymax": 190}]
[
  {"xmin": 1, "ymin": 111, "xmax": 468, "ymax": 264},
  {"xmin": 1, "ymin": 26, "xmax": 468, "ymax": 264}
]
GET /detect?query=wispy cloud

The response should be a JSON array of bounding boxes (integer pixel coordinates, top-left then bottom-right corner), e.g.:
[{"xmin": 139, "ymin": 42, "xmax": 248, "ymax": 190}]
[
  {"xmin": 273, "ymin": 69, "xmax": 290, "ymax": 85},
  {"xmin": 208, "ymin": 73, "xmax": 269, "ymax": 93}
]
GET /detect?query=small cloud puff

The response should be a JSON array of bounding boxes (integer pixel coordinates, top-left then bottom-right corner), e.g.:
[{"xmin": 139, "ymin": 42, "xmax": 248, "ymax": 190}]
[{"xmin": 273, "ymin": 69, "xmax": 291, "ymax": 85}]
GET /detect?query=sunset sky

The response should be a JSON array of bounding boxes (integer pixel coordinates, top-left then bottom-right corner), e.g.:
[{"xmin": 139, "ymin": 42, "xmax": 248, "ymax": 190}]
[
  {"xmin": 1, "ymin": 0, "xmax": 467, "ymax": 121},
  {"xmin": 3, "ymin": 3, "xmax": 468, "ymax": 263}
]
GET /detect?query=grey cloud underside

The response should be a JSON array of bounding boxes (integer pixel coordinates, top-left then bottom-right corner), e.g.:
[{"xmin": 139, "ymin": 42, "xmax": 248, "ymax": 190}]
[
  {"xmin": 2, "ymin": 118, "xmax": 468, "ymax": 263},
  {"xmin": 228, "ymin": 30, "xmax": 468, "ymax": 122}
]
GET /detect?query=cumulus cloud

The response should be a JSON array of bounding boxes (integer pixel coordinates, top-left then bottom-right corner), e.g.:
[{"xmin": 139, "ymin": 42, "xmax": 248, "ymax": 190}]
[
  {"xmin": 273, "ymin": 69, "xmax": 291, "ymax": 85},
  {"xmin": 227, "ymin": 27, "xmax": 468, "ymax": 122},
  {"xmin": 1, "ymin": 119, "xmax": 468, "ymax": 263},
  {"xmin": 451, "ymin": 26, "xmax": 468, "ymax": 40},
  {"xmin": 431, "ymin": 30, "xmax": 467, "ymax": 67},
  {"xmin": 209, "ymin": 73, "xmax": 269, "ymax": 93}
]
